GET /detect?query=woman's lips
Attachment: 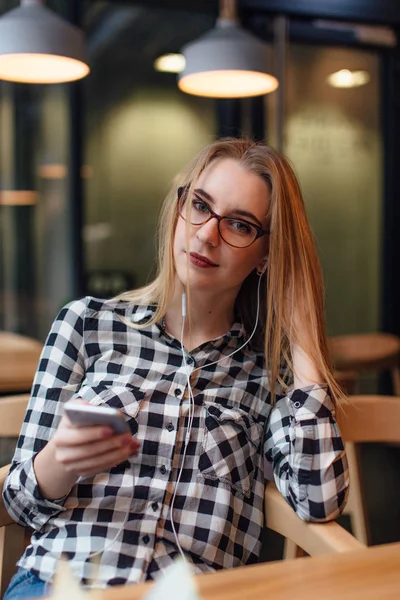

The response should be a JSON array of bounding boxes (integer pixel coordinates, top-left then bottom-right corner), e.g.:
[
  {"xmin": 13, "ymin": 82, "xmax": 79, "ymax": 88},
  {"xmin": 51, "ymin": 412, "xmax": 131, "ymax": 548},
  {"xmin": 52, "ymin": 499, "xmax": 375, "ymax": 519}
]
[{"xmin": 189, "ymin": 252, "xmax": 218, "ymax": 268}]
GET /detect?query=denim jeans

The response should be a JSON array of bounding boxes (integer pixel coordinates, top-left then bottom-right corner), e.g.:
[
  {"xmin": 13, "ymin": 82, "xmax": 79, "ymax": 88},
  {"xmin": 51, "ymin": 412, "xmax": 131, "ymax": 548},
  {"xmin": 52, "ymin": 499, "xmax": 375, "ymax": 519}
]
[{"xmin": 3, "ymin": 568, "xmax": 48, "ymax": 600}]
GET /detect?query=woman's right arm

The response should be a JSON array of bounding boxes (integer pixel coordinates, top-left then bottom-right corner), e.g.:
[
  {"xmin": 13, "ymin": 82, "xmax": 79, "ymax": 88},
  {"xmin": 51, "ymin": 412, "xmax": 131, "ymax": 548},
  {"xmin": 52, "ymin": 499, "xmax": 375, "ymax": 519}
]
[{"xmin": 2, "ymin": 298, "xmax": 138, "ymax": 530}]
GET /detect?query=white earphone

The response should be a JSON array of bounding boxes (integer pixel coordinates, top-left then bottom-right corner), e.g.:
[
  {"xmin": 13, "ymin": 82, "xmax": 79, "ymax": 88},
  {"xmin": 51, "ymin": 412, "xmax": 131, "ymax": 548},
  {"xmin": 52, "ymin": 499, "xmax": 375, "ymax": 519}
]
[
  {"xmin": 257, "ymin": 258, "xmax": 268, "ymax": 276},
  {"xmin": 79, "ymin": 257, "xmax": 269, "ymax": 564},
  {"xmin": 170, "ymin": 259, "xmax": 267, "ymax": 560}
]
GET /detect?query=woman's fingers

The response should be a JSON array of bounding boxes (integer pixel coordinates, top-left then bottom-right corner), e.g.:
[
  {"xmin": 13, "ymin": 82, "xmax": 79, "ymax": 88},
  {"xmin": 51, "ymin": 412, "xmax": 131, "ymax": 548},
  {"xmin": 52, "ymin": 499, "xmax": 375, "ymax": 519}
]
[
  {"xmin": 55, "ymin": 422, "xmax": 116, "ymax": 447},
  {"xmin": 66, "ymin": 443, "xmax": 140, "ymax": 477},
  {"xmin": 54, "ymin": 433, "xmax": 139, "ymax": 465}
]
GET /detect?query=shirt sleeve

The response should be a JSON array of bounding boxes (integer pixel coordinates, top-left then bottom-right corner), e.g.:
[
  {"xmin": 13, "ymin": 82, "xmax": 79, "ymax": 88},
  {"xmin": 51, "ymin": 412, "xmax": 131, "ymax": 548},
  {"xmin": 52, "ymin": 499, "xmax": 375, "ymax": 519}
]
[
  {"xmin": 2, "ymin": 297, "xmax": 87, "ymax": 531},
  {"xmin": 264, "ymin": 383, "xmax": 349, "ymax": 522}
]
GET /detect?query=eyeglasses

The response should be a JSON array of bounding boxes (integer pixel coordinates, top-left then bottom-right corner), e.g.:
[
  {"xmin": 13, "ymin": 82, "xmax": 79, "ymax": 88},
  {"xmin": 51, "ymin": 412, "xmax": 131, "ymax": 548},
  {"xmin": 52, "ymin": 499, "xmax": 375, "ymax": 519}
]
[{"xmin": 177, "ymin": 186, "xmax": 270, "ymax": 249}]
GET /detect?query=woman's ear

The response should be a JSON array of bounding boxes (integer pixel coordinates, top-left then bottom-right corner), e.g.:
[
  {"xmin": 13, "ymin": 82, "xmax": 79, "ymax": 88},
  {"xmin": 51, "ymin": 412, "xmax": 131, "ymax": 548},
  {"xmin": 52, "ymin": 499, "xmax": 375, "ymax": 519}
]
[{"xmin": 256, "ymin": 256, "xmax": 268, "ymax": 276}]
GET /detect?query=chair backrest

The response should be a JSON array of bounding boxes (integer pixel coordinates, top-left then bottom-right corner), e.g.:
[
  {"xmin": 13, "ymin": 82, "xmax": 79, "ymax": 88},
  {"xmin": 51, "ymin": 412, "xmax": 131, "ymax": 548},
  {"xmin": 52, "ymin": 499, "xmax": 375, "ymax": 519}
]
[
  {"xmin": 337, "ymin": 395, "xmax": 400, "ymax": 443},
  {"xmin": 0, "ymin": 394, "xmax": 31, "ymax": 595}
]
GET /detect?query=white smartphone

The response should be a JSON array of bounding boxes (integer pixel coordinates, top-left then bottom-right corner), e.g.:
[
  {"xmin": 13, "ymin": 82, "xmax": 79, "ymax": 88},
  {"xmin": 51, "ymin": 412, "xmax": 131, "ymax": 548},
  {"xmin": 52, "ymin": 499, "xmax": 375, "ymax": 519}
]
[{"xmin": 64, "ymin": 403, "xmax": 129, "ymax": 434}]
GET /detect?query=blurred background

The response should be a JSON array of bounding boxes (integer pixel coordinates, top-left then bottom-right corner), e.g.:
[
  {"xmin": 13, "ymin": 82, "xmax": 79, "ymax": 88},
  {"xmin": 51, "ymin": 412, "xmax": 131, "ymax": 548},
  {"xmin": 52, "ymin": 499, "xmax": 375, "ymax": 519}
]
[{"xmin": 0, "ymin": 0, "xmax": 399, "ymax": 552}]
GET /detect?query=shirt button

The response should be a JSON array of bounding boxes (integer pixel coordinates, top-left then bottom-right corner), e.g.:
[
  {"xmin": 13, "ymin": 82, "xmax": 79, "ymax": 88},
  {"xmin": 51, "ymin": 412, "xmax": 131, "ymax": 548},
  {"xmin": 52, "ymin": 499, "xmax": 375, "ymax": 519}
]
[
  {"xmin": 160, "ymin": 465, "xmax": 167, "ymax": 475},
  {"xmin": 187, "ymin": 357, "xmax": 194, "ymax": 365},
  {"xmin": 174, "ymin": 389, "xmax": 182, "ymax": 397},
  {"xmin": 294, "ymin": 401, "xmax": 301, "ymax": 408},
  {"xmin": 151, "ymin": 502, "xmax": 159, "ymax": 512},
  {"xmin": 167, "ymin": 423, "xmax": 174, "ymax": 432},
  {"xmin": 142, "ymin": 535, "xmax": 150, "ymax": 544}
]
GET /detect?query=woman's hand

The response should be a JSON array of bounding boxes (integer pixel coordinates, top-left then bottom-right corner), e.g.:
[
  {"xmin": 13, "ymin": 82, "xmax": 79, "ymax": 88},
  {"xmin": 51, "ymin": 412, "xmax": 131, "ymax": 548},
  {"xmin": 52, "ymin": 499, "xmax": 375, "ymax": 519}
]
[
  {"xmin": 52, "ymin": 400, "xmax": 139, "ymax": 478},
  {"xmin": 33, "ymin": 400, "xmax": 140, "ymax": 500}
]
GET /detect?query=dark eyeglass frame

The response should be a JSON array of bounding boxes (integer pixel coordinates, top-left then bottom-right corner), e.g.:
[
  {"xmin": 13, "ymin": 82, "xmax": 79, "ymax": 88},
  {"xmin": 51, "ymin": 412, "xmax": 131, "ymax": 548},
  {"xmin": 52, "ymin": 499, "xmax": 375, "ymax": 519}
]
[{"xmin": 177, "ymin": 186, "xmax": 270, "ymax": 249}]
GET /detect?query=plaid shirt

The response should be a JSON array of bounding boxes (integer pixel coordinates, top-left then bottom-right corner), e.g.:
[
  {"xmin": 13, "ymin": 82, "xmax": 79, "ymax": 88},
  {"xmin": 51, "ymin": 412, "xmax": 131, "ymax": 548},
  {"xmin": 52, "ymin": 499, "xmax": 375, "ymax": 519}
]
[{"xmin": 3, "ymin": 297, "xmax": 349, "ymax": 587}]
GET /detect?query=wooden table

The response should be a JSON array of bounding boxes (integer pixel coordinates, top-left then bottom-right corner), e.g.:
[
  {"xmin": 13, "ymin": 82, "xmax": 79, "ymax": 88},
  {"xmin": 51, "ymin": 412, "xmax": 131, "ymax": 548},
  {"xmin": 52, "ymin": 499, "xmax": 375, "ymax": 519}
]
[
  {"xmin": 0, "ymin": 331, "xmax": 42, "ymax": 393},
  {"xmin": 102, "ymin": 543, "xmax": 400, "ymax": 600}
]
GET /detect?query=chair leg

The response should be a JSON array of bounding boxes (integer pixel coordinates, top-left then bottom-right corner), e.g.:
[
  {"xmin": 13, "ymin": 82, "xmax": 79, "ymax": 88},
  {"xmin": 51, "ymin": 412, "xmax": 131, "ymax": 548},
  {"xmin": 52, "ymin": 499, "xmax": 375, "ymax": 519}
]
[
  {"xmin": 343, "ymin": 442, "xmax": 370, "ymax": 546},
  {"xmin": 283, "ymin": 538, "xmax": 306, "ymax": 559}
]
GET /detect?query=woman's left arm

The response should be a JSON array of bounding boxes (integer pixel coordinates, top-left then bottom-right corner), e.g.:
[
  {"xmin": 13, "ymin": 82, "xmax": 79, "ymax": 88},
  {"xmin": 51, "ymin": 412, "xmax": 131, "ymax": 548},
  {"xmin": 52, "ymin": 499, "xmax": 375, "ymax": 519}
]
[{"xmin": 264, "ymin": 345, "xmax": 350, "ymax": 522}]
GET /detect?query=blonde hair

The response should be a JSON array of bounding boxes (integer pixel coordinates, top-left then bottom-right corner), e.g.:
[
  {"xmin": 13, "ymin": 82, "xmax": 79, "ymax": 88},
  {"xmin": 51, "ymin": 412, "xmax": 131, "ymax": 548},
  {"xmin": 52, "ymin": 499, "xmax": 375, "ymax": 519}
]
[{"xmin": 119, "ymin": 138, "xmax": 343, "ymax": 405}]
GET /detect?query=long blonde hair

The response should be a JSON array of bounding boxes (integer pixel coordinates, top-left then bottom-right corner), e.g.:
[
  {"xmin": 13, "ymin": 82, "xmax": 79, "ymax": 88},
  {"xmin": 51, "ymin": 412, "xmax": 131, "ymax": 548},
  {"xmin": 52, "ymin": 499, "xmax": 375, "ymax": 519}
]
[{"xmin": 119, "ymin": 138, "xmax": 343, "ymax": 405}]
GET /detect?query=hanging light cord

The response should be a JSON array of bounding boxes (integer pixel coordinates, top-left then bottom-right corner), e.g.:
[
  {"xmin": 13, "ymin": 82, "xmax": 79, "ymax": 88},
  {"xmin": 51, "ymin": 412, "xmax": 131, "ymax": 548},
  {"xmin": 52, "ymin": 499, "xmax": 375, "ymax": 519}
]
[{"xmin": 220, "ymin": 0, "xmax": 237, "ymax": 21}]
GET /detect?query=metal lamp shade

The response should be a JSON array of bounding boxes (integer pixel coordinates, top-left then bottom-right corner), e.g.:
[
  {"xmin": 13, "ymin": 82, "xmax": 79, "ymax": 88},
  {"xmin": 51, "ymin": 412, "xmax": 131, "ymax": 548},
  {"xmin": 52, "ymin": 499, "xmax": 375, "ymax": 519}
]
[
  {"xmin": 178, "ymin": 19, "xmax": 278, "ymax": 98},
  {"xmin": 0, "ymin": 0, "xmax": 90, "ymax": 84}
]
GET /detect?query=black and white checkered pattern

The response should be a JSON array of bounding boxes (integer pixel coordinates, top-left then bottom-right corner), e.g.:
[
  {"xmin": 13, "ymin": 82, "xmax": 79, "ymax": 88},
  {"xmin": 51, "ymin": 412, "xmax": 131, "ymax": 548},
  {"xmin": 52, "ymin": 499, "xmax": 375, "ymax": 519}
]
[{"xmin": 3, "ymin": 297, "xmax": 349, "ymax": 587}]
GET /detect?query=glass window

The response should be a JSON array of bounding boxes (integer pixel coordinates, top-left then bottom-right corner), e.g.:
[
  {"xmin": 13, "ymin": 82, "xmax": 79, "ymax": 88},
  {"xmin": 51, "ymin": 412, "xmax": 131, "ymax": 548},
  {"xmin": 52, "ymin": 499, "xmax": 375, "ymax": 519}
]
[
  {"xmin": 284, "ymin": 44, "xmax": 382, "ymax": 337},
  {"xmin": 83, "ymin": 2, "xmax": 216, "ymax": 294}
]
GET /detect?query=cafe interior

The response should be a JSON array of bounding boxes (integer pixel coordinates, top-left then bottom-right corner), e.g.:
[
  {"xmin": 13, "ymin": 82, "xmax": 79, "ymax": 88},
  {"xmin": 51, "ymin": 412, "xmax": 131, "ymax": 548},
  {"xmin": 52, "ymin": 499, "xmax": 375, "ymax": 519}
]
[{"xmin": 0, "ymin": 0, "xmax": 400, "ymax": 597}]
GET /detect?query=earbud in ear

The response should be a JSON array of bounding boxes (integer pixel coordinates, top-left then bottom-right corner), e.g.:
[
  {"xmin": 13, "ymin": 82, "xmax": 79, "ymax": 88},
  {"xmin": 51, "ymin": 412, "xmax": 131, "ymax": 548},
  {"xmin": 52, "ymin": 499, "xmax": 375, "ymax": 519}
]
[{"xmin": 256, "ymin": 258, "xmax": 268, "ymax": 276}]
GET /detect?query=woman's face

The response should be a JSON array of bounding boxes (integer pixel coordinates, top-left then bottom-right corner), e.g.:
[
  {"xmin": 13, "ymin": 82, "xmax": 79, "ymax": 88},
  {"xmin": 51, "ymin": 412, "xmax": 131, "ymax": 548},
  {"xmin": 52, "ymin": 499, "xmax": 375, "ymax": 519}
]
[{"xmin": 173, "ymin": 157, "xmax": 270, "ymax": 298}]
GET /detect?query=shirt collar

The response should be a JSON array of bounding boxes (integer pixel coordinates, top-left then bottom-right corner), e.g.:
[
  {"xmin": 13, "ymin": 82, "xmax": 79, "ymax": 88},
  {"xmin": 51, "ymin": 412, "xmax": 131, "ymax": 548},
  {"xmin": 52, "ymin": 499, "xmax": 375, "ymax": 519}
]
[
  {"xmin": 127, "ymin": 303, "xmax": 247, "ymax": 347},
  {"xmin": 129, "ymin": 304, "xmax": 157, "ymax": 325}
]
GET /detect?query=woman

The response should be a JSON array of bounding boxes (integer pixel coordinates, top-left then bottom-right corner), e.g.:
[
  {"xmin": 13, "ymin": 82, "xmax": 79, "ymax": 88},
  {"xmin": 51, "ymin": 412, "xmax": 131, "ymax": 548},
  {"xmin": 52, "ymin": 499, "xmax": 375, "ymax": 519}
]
[{"xmin": 3, "ymin": 139, "xmax": 349, "ymax": 598}]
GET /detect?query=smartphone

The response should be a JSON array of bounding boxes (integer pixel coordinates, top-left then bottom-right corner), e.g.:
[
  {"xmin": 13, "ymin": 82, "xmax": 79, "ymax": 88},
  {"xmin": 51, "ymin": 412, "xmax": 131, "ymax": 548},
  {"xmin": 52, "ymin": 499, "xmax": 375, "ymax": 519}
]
[{"xmin": 64, "ymin": 403, "xmax": 129, "ymax": 434}]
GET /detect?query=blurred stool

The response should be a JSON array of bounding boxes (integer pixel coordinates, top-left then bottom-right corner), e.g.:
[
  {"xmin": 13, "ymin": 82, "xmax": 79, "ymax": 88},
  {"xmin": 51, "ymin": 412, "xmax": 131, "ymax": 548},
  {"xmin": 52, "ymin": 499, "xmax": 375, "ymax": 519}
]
[
  {"xmin": 0, "ymin": 331, "xmax": 42, "ymax": 393},
  {"xmin": 328, "ymin": 333, "xmax": 400, "ymax": 395},
  {"xmin": 330, "ymin": 333, "xmax": 400, "ymax": 546}
]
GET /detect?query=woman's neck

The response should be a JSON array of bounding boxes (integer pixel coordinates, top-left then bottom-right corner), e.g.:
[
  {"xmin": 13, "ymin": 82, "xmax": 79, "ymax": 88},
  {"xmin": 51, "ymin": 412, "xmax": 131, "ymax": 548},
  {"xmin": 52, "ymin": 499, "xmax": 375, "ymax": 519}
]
[{"xmin": 164, "ymin": 287, "xmax": 236, "ymax": 352}]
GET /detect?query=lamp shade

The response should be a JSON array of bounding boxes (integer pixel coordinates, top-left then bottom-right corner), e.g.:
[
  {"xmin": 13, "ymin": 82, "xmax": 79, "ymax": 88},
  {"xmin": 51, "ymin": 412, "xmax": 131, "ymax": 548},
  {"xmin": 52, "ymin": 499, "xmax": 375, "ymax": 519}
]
[
  {"xmin": 0, "ymin": 0, "xmax": 90, "ymax": 84},
  {"xmin": 178, "ymin": 18, "xmax": 278, "ymax": 98}
]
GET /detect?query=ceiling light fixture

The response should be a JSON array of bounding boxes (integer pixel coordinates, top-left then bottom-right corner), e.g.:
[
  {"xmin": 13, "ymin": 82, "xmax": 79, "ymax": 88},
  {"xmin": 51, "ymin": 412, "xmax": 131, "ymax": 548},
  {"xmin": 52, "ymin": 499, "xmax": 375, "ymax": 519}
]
[
  {"xmin": 0, "ymin": 0, "xmax": 90, "ymax": 84},
  {"xmin": 178, "ymin": 0, "xmax": 278, "ymax": 98},
  {"xmin": 154, "ymin": 53, "xmax": 186, "ymax": 74},
  {"xmin": 327, "ymin": 69, "xmax": 370, "ymax": 89}
]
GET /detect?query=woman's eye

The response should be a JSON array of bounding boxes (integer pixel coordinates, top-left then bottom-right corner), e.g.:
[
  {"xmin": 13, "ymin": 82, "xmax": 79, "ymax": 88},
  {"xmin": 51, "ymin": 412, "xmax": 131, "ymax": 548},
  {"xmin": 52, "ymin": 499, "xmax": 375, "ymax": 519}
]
[
  {"xmin": 193, "ymin": 199, "xmax": 210, "ymax": 214},
  {"xmin": 229, "ymin": 220, "xmax": 252, "ymax": 235}
]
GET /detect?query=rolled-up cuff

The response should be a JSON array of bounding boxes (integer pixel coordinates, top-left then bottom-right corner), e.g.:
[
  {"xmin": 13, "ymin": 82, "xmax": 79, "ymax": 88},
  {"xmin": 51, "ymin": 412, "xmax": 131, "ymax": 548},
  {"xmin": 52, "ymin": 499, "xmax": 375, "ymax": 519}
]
[
  {"xmin": 5, "ymin": 457, "xmax": 67, "ymax": 530},
  {"xmin": 286, "ymin": 384, "xmax": 335, "ymax": 420}
]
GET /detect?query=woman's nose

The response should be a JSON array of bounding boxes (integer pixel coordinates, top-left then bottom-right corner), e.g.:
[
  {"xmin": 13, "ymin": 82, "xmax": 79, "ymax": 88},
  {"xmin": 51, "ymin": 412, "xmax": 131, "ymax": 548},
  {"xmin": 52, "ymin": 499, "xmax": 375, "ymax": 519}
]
[{"xmin": 196, "ymin": 217, "xmax": 220, "ymax": 246}]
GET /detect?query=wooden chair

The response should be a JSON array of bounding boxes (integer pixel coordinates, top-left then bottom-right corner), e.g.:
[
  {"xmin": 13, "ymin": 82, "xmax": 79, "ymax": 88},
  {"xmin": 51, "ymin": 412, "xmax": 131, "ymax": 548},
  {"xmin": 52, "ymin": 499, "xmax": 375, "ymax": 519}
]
[
  {"xmin": 0, "ymin": 475, "xmax": 365, "ymax": 596},
  {"xmin": 0, "ymin": 331, "xmax": 42, "ymax": 393},
  {"xmin": 339, "ymin": 394, "xmax": 400, "ymax": 546},
  {"xmin": 329, "ymin": 334, "xmax": 400, "ymax": 546},
  {"xmin": 0, "ymin": 394, "xmax": 30, "ymax": 597},
  {"xmin": 336, "ymin": 394, "xmax": 400, "ymax": 443},
  {"xmin": 278, "ymin": 394, "xmax": 400, "ymax": 558},
  {"xmin": 0, "ymin": 391, "xmax": 365, "ymax": 594}
]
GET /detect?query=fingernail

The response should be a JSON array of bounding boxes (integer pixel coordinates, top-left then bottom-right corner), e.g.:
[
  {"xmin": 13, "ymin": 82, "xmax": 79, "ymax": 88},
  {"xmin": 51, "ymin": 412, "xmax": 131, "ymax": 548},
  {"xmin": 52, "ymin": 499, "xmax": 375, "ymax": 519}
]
[
  {"xmin": 122, "ymin": 435, "xmax": 133, "ymax": 445},
  {"xmin": 103, "ymin": 427, "xmax": 113, "ymax": 437}
]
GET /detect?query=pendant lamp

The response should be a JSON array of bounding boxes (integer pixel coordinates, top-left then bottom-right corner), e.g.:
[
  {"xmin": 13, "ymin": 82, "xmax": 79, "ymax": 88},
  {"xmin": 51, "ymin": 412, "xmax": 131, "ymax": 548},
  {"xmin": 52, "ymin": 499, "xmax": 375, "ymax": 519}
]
[
  {"xmin": 178, "ymin": 0, "xmax": 278, "ymax": 98},
  {"xmin": 0, "ymin": 0, "xmax": 90, "ymax": 84}
]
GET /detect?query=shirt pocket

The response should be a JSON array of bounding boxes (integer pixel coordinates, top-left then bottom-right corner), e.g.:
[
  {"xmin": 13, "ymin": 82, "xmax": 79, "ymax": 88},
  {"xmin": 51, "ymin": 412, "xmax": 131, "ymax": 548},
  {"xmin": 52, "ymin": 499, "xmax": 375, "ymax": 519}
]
[
  {"xmin": 74, "ymin": 381, "xmax": 144, "ymax": 435},
  {"xmin": 198, "ymin": 403, "xmax": 263, "ymax": 498}
]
